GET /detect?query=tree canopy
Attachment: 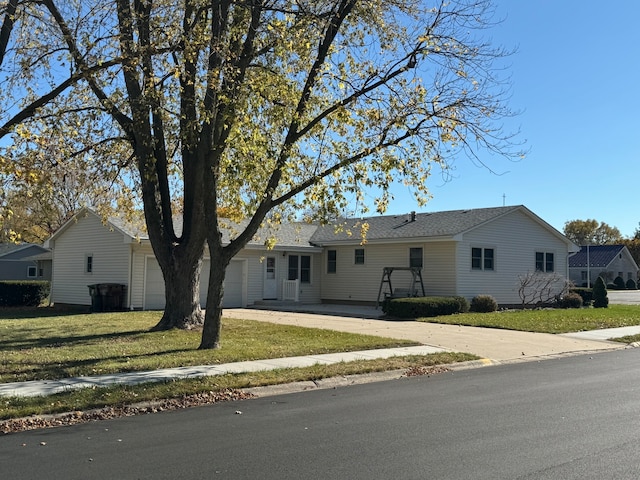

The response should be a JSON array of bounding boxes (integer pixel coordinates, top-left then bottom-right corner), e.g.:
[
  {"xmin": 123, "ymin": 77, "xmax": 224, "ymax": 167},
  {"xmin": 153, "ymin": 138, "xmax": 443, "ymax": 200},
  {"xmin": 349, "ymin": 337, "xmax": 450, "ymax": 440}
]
[
  {"xmin": 563, "ymin": 219, "xmax": 623, "ymax": 246},
  {"xmin": 1, "ymin": 0, "xmax": 523, "ymax": 348}
]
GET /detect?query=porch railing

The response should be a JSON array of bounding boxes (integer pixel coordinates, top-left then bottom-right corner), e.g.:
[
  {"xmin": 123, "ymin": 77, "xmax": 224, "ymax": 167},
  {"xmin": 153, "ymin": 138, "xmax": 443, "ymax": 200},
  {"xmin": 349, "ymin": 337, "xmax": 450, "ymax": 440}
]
[{"xmin": 282, "ymin": 279, "xmax": 299, "ymax": 302}]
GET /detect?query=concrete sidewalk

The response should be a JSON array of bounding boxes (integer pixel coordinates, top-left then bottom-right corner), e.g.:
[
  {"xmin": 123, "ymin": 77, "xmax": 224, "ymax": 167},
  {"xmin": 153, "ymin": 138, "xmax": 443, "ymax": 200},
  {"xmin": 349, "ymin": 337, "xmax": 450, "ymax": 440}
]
[
  {"xmin": 1, "ymin": 305, "xmax": 635, "ymax": 398},
  {"xmin": 0, "ymin": 345, "xmax": 447, "ymax": 398}
]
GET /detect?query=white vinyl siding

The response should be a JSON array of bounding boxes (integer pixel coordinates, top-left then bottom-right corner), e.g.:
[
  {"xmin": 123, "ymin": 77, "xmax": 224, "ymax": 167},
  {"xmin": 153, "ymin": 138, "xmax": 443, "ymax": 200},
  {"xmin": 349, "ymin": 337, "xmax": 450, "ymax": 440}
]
[
  {"xmin": 456, "ymin": 209, "xmax": 569, "ymax": 305},
  {"xmin": 133, "ymin": 246, "xmax": 320, "ymax": 309},
  {"xmin": 50, "ymin": 212, "xmax": 131, "ymax": 306},
  {"xmin": 318, "ymin": 242, "xmax": 455, "ymax": 303}
]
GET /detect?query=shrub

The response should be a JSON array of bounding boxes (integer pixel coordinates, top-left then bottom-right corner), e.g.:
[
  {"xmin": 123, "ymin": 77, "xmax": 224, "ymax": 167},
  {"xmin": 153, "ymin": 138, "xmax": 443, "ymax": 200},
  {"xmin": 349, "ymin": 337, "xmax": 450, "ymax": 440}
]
[
  {"xmin": 557, "ymin": 292, "xmax": 583, "ymax": 309},
  {"xmin": 453, "ymin": 296, "xmax": 470, "ymax": 313},
  {"xmin": 0, "ymin": 281, "xmax": 50, "ymax": 307},
  {"xmin": 626, "ymin": 279, "xmax": 637, "ymax": 290},
  {"xmin": 592, "ymin": 276, "xmax": 609, "ymax": 308},
  {"xmin": 470, "ymin": 295, "xmax": 498, "ymax": 313},
  {"xmin": 570, "ymin": 288, "xmax": 593, "ymax": 306},
  {"xmin": 613, "ymin": 276, "xmax": 626, "ymax": 290},
  {"xmin": 383, "ymin": 296, "xmax": 468, "ymax": 318}
]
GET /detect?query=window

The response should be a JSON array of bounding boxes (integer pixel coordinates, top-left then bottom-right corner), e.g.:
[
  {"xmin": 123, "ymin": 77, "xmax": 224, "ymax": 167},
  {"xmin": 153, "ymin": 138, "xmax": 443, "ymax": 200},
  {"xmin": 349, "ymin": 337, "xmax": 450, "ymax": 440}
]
[
  {"xmin": 472, "ymin": 247, "xmax": 494, "ymax": 271},
  {"xmin": 288, "ymin": 255, "xmax": 311, "ymax": 283},
  {"xmin": 86, "ymin": 254, "xmax": 93, "ymax": 273},
  {"xmin": 266, "ymin": 257, "xmax": 276, "ymax": 279},
  {"xmin": 354, "ymin": 248, "xmax": 365, "ymax": 265},
  {"xmin": 327, "ymin": 250, "xmax": 337, "ymax": 273},
  {"xmin": 409, "ymin": 248, "xmax": 423, "ymax": 268},
  {"xmin": 535, "ymin": 252, "xmax": 554, "ymax": 272},
  {"xmin": 27, "ymin": 266, "xmax": 37, "ymax": 278}
]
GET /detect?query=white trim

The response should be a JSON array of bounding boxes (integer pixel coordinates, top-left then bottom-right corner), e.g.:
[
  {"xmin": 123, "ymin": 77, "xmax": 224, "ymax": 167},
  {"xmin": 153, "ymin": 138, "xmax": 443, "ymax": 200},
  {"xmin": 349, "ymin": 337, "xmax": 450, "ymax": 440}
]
[{"xmin": 142, "ymin": 255, "xmax": 154, "ymax": 310}]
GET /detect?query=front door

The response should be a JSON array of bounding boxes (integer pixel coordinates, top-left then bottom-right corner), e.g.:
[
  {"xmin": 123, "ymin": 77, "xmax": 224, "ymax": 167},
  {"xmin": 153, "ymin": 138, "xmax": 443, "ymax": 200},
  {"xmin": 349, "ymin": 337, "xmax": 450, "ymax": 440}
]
[{"xmin": 263, "ymin": 256, "xmax": 277, "ymax": 299}]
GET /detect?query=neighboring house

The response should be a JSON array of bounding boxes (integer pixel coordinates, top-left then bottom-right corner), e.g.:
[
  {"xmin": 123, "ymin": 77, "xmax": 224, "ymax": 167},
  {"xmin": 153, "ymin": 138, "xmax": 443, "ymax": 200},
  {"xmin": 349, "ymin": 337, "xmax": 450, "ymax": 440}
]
[
  {"xmin": 45, "ymin": 205, "xmax": 577, "ymax": 309},
  {"xmin": 0, "ymin": 243, "xmax": 52, "ymax": 281},
  {"xmin": 568, "ymin": 245, "xmax": 639, "ymax": 287}
]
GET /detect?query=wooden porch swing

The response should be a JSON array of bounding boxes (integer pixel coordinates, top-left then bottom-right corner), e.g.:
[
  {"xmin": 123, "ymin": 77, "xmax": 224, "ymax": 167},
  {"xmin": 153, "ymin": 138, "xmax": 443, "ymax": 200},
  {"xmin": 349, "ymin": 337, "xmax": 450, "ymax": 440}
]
[{"xmin": 376, "ymin": 266, "xmax": 425, "ymax": 307}]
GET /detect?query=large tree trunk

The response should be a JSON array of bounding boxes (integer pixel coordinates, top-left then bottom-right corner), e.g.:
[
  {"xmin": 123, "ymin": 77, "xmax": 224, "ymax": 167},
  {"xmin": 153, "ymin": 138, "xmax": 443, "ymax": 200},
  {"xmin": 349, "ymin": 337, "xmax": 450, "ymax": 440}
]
[
  {"xmin": 151, "ymin": 252, "xmax": 205, "ymax": 331},
  {"xmin": 199, "ymin": 255, "xmax": 228, "ymax": 349}
]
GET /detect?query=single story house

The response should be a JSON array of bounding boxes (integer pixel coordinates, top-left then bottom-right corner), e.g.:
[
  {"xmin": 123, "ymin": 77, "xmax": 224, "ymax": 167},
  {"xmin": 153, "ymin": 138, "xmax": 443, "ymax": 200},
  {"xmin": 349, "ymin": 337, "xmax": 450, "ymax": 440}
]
[
  {"xmin": 310, "ymin": 205, "xmax": 578, "ymax": 306},
  {"xmin": 45, "ymin": 205, "xmax": 578, "ymax": 310},
  {"xmin": 568, "ymin": 245, "xmax": 639, "ymax": 287},
  {"xmin": 45, "ymin": 208, "xmax": 321, "ymax": 310},
  {"xmin": 0, "ymin": 243, "xmax": 52, "ymax": 281}
]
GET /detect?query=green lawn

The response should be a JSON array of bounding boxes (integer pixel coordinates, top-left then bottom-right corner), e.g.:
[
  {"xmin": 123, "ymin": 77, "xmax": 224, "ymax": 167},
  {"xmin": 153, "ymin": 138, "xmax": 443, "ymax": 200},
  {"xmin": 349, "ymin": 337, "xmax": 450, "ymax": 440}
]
[
  {"xmin": 419, "ymin": 305, "xmax": 640, "ymax": 334},
  {"xmin": 0, "ymin": 308, "xmax": 475, "ymax": 420},
  {"xmin": 0, "ymin": 309, "xmax": 420, "ymax": 383}
]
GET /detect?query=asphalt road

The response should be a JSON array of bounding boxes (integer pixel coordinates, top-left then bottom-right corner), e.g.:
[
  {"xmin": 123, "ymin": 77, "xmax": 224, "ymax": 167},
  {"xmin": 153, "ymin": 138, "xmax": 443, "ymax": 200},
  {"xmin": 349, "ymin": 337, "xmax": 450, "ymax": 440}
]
[{"xmin": 4, "ymin": 348, "xmax": 640, "ymax": 480}]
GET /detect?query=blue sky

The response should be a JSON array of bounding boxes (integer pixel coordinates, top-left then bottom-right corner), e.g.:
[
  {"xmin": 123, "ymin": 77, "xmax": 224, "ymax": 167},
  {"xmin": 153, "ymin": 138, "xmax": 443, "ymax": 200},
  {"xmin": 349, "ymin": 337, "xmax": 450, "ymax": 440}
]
[{"xmin": 378, "ymin": 1, "xmax": 640, "ymax": 238}]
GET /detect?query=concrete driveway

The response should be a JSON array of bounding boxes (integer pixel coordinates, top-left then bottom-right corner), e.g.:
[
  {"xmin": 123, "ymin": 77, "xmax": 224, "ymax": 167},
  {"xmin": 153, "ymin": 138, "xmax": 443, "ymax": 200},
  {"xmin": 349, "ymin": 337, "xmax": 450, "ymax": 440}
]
[{"xmin": 225, "ymin": 306, "xmax": 625, "ymax": 364}]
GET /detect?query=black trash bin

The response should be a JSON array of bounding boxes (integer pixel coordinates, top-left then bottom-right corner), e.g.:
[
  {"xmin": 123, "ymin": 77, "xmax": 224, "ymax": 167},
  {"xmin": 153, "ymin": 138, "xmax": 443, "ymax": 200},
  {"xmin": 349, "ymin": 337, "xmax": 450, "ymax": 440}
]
[
  {"xmin": 88, "ymin": 284, "xmax": 125, "ymax": 312},
  {"xmin": 100, "ymin": 283, "xmax": 125, "ymax": 311},
  {"xmin": 88, "ymin": 284, "xmax": 103, "ymax": 312}
]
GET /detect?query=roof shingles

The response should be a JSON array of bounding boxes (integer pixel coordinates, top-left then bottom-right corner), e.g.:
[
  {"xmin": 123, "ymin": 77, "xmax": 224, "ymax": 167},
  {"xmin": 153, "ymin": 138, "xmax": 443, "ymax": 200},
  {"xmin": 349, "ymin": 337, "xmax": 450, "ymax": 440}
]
[{"xmin": 310, "ymin": 206, "xmax": 521, "ymax": 244}]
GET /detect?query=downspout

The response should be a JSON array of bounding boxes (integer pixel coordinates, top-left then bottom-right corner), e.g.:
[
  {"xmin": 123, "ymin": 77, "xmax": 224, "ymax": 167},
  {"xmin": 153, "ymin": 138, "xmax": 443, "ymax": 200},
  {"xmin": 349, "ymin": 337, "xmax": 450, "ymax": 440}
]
[
  {"xmin": 48, "ymin": 242, "xmax": 54, "ymax": 307},
  {"xmin": 128, "ymin": 247, "xmax": 134, "ymax": 309}
]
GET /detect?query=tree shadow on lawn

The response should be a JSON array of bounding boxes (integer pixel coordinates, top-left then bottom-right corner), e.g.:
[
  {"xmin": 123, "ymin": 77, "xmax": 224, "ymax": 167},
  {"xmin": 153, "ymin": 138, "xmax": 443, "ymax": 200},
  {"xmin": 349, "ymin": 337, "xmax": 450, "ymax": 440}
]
[
  {"xmin": 1, "ymin": 347, "xmax": 202, "ymax": 383},
  {"xmin": 0, "ymin": 329, "xmax": 153, "ymax": 350},
  {"xmin": 0, "ymin": 306, "xmax": 91, "ymax": 320}
]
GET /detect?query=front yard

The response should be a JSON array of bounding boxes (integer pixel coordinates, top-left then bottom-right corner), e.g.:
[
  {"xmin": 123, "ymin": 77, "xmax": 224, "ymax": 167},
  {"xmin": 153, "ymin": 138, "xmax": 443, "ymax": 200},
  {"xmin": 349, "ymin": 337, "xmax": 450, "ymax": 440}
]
[
  {"xmin": 420, "ymin": 305, "xmax": 640, "ymax": 334},
  {"xmin": 0, "ymin": 308, "xmax": 472, "ymax": 423}
]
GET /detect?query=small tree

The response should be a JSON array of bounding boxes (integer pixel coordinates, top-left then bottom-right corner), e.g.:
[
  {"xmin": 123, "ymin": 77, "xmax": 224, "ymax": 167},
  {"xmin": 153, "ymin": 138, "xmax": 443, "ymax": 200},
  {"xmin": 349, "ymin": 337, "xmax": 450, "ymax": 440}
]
[
  {"xmin": 592, "ymin": 276, "xmax": 609, "ymax": 308},
  {"xmin": 613, "ymin": 276, "xmax": 626, "ymax": 290},
  {"xmin": 517, "ymin": 271, "xmax": 571, "ymax": 308}
]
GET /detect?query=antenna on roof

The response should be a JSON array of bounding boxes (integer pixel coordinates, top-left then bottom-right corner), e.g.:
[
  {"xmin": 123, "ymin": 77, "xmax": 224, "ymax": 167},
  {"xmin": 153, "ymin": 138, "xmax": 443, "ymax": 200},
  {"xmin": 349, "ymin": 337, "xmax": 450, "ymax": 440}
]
[{"xmin": 502, "ymin": 193, "xmax": 506, "ymax": 206}]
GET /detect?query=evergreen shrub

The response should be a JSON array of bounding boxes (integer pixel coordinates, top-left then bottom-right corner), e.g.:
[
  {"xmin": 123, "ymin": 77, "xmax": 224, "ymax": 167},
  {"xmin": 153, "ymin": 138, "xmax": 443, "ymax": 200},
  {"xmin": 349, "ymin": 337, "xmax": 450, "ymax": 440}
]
[
  {"xmin": 0, "ymin": 281, "xmax": 50, "ymax": 307},
  {"xmin": 383, "ymin": 296, "xmax": 468, "ymax": 318},
  {"xmin": 613, "ymin": 276, "xmax": 626, "ymax": 290},
  {"xmin": 592, "ymin": 276, "xmax": 609, "ymax": 308}
]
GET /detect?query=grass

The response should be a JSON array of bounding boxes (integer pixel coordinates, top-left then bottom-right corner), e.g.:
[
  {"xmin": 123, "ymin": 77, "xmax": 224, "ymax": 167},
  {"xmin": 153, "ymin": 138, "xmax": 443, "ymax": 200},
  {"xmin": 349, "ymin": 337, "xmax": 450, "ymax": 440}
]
[
  {"xmin": 0, "ymin": 308, "xmax": 476, "ymax": 420},
  {"xmin": 7, "ymin": 304, "xmax": 638, "ymax": 422},
  {"xmin": 0, "ymin": 353, "xmax": 474, "ymax": 420},
  {"xmin": 0, "ymin": 309, "xmax": 420, "ymax": 383},
  {"xmin": 418, "ymin": 304, "xmax": 640, "ymax": 334}
]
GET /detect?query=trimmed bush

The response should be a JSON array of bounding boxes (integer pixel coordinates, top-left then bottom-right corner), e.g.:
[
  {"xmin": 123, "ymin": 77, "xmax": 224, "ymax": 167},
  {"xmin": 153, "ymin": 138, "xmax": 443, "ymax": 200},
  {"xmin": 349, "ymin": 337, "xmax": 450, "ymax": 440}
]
[
  {"xmin": 453, "ymin": 296, "xmax": 470, "ymax": 313},
  {"xmin": 592, "ymin": 276, "xmax": 609, "ymax": 308},
  {"xmin": 470, "ymin": 295, "xmax": 498, "ymax": 313},
  {"xmin": 570, "ymin": 288, "xmax": 593, "ymax": 306},
  {"xmin": 557, "ymin": 292, "xmax": 583, "ymax": 309},
  {"xmin": 383, "ymin": 296, "xmax": 468, "ymax": 318},
  {"xmin": 613, "ymin": 276, "xmax": 626, "ymax": 290},
  {"xmin": 0, "ymin": 281, "xmax": 50, "ymax": 307},
  {"xmin": 626, "ymin": 279, "xmax": 637, "ymax": 290}
]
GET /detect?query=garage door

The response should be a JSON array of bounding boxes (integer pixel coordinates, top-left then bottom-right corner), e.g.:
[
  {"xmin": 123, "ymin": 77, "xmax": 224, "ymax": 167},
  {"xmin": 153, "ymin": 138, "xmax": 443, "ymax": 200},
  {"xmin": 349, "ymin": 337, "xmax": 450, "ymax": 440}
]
[{"xmin": 145, "ymin": 258, "xmax": 244, "ymax": 310}]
